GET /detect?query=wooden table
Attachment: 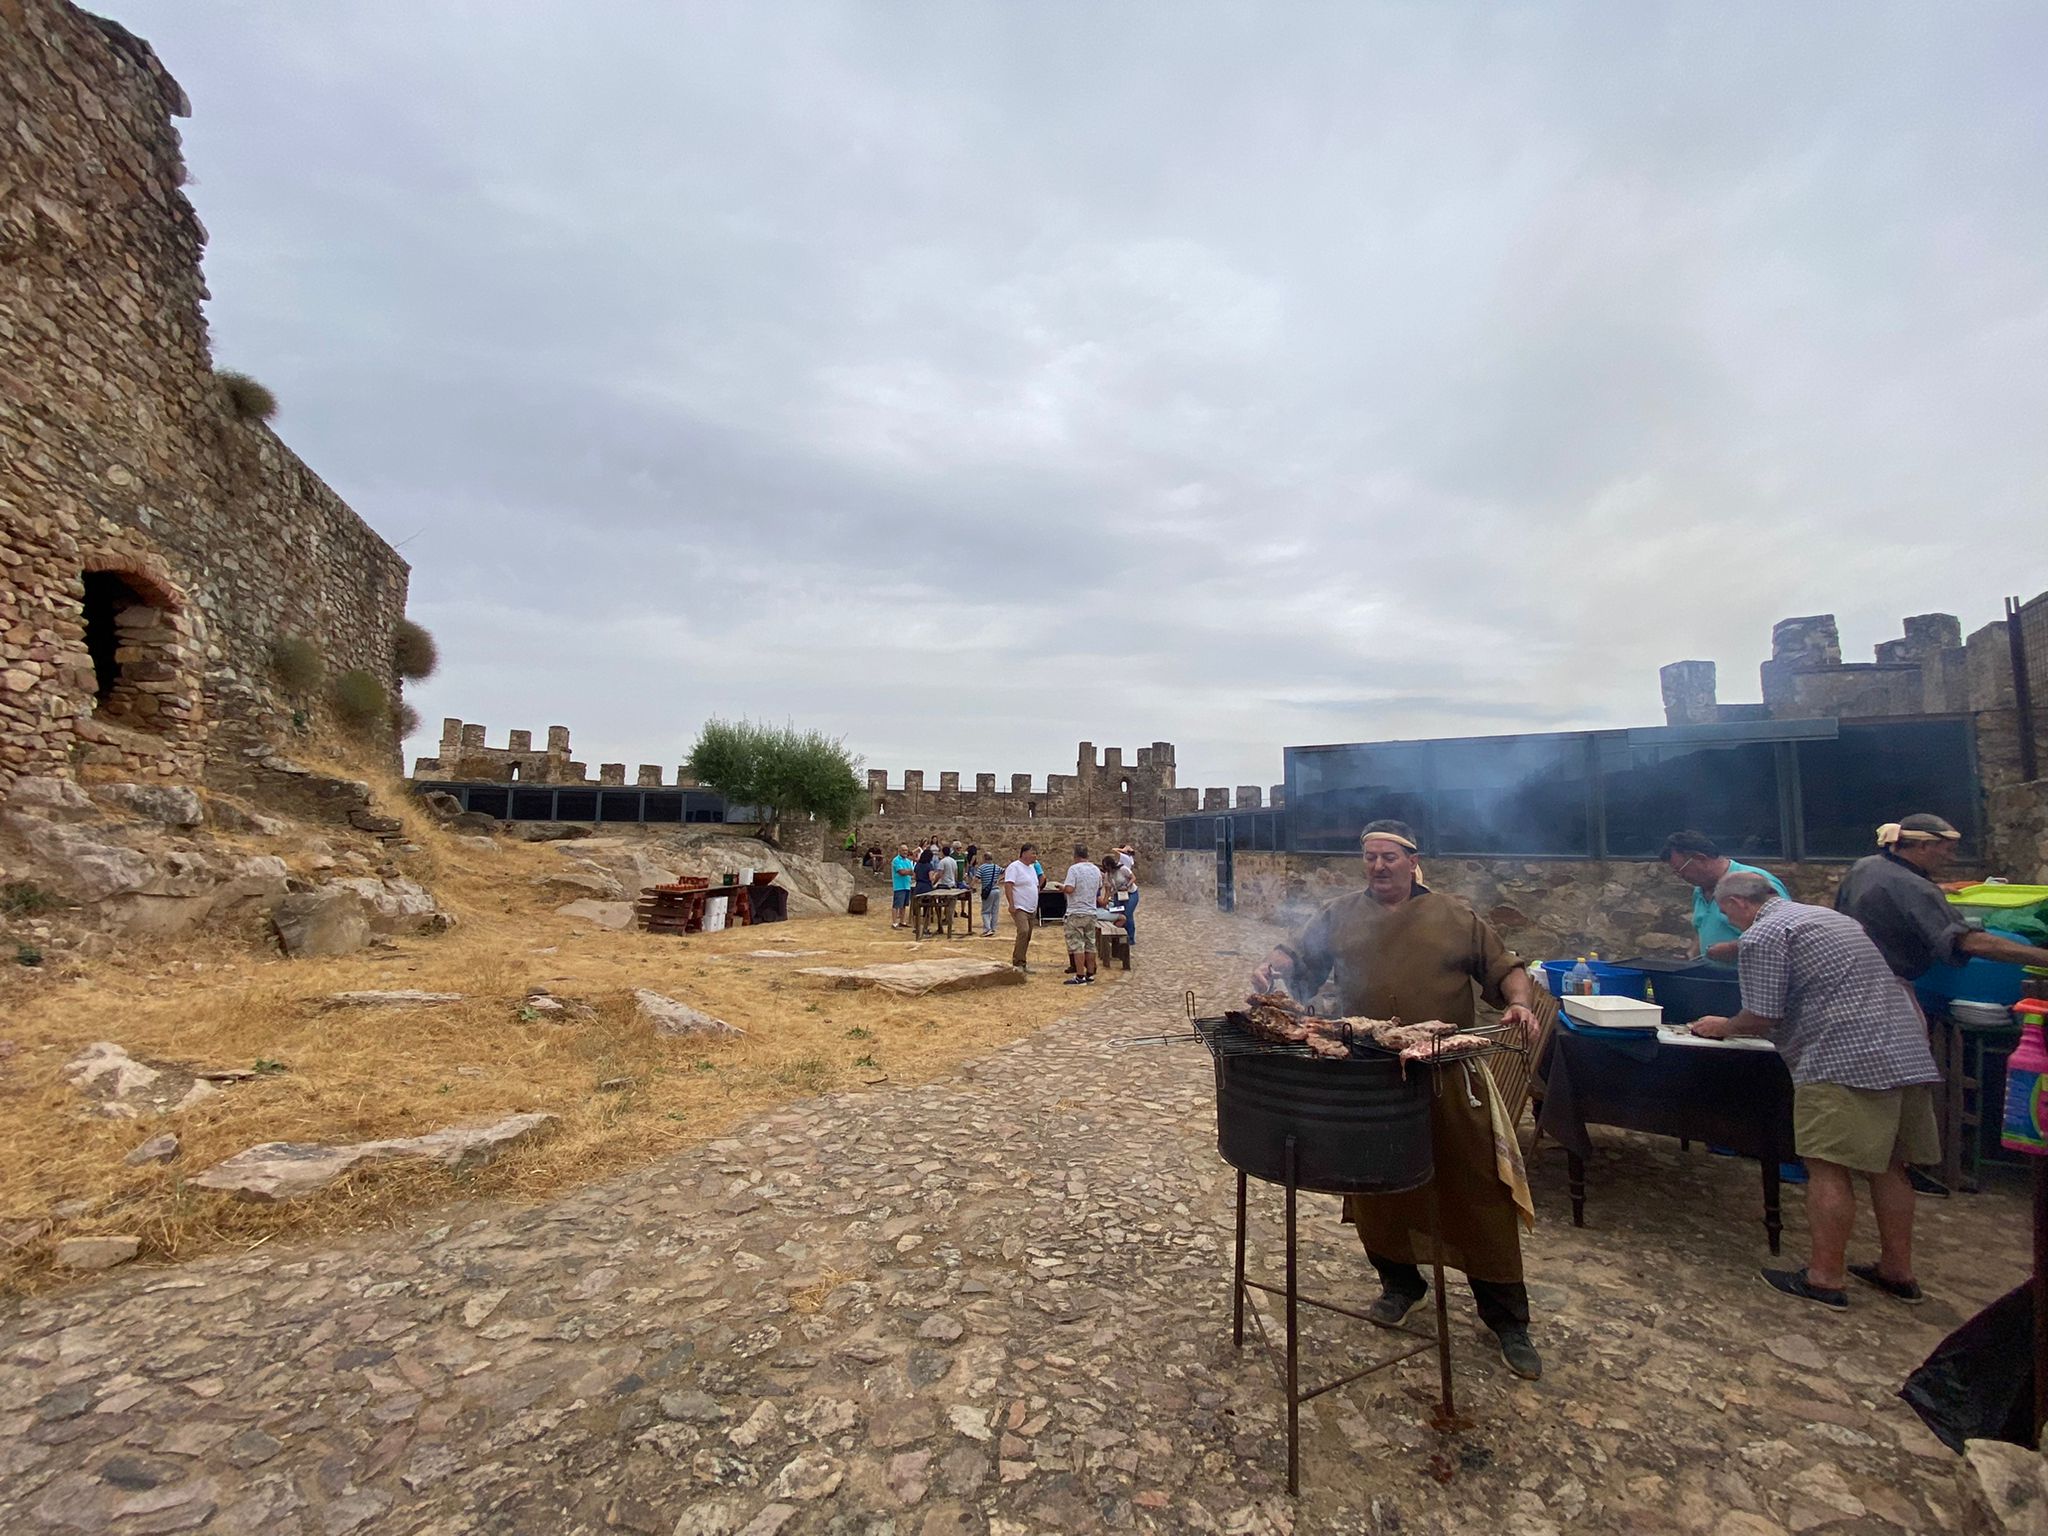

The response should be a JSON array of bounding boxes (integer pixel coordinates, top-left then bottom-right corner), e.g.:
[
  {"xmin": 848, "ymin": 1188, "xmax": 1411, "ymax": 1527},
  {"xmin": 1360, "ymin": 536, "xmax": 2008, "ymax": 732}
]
[
  {"xmin": 909, "ymin": 889, "xmax": 971, "ymax": 939},
  {"xmin": 1537, "ymin": 1025, "xmax": 1796, "ymax": 1253}
]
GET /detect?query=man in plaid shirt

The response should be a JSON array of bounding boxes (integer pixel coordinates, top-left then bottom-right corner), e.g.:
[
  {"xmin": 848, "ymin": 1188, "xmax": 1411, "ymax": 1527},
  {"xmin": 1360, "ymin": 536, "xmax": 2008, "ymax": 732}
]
[{"xmin": 1693, "ymin": 871, "xmax": 1940, "ymax": 1310}]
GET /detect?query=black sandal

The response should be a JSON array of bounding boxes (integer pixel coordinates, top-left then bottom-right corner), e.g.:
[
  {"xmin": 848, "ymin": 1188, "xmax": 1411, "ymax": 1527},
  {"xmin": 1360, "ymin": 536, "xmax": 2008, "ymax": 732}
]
[{"xmin": 1848, "ymin": 1263, "xmax": 1925, "ymax": 1304}]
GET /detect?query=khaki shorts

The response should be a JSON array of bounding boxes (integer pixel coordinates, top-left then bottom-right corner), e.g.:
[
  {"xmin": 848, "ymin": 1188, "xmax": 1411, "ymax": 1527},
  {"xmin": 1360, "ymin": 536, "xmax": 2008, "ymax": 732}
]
[
  {"xmin": 1063, "ymin": 913, "xmax": 1099, "ymax": 953},
  {"xmin": 1794, "ymin": 1082, "xmax": 1940, "ymax": 1175}
]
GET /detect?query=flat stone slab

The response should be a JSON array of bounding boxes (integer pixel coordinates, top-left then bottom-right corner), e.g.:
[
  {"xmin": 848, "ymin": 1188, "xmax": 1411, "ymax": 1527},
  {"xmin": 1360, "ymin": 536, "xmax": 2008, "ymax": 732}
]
[
  {"xmin": 322, "ymin": 990, "xmax": 467, "ymax": 1008},
  {"xmin": 191, "ymin": 1113, "xmax": 558, "ymax": 1202},
  {"xmin": 797, "ymin": 958, "xmax": 1026, "ymax": 996}
]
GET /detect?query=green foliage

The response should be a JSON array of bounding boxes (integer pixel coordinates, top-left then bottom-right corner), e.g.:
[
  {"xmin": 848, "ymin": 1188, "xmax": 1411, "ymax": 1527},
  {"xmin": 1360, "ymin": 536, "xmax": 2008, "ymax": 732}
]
[
  {"xmin": 16, "ymin": 944, "xmax": 42, "ymax": 968},
  {"xmin": 393, "ymin": 619, "xmax": 438, "ymax": 681},
  {"xmin": 271, "ymin": 634, "xmax": 325, "ymax": 693},
  {"xmin": 684, "ymin": 718, "xmax": 866, "ymax": 835},
  {"xmin": 217, "ymin": 370, "xmax": 278, "ymax": 422},
  {"xmin": 1, "ymin": 881, "xmax": 57, "ymax": 917},
  {"xmin": 391, "ymin": 699, "xmax": 422, "ymax": 740},
  {"xmin": 330, "ymin": 669, "xmax": 388, "ymax": 733}
]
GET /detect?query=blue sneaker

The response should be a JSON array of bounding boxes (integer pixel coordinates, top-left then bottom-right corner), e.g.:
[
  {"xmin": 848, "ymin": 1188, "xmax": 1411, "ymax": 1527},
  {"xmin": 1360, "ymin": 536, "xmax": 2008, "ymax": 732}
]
[{"xmin": 1778, "ymin": 1160, "xmax": 1808, "ymax": 1185}]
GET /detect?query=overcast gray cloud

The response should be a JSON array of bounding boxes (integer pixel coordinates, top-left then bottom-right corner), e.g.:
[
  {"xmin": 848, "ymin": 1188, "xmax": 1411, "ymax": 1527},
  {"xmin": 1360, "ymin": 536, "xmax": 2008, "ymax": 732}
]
[{"xmin": 102, "ymin": 0, "xmax": 2048, "ymax": 789}]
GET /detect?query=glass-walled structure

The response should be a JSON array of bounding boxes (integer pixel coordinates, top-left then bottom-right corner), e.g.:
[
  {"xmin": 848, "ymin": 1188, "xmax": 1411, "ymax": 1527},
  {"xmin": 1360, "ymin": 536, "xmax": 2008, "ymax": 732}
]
[{"xmin": 1168, "ymin": 716, "xmax": 1982, "ymax": 862}]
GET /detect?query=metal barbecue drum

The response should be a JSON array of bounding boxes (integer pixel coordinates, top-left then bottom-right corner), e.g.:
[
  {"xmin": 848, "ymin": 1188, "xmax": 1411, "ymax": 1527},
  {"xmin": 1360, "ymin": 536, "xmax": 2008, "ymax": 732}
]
[{"xmin": 1207, "ymin": 1013, "xmax": 1434, "ymax": 1194}]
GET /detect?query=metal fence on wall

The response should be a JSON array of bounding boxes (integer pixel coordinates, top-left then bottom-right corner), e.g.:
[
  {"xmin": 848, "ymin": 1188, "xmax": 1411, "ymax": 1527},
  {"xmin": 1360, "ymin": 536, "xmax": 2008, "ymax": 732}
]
[
  {"xmin": 2012, "ymin": 593, "xmax": 2047, "ymax": 782},
  {"xmin": 413, "ymin": 780, "xmax": 744, "ymax": 825}
]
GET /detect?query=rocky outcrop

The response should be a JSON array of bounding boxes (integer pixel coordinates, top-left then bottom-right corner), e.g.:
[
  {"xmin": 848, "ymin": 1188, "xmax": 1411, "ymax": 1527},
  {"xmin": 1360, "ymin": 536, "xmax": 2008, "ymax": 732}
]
[
  {"xmin": 797, "ymin": 959, "xmax": 1027, "ymax": 996},
  {"xmin": 556, "ymin": 898, "xmax": 636, "ymax": 930},
  {"xmin": 271, "ymin": 888, "xmax": 373, "ymax": 957},
  {"xmin": 96, "ymin": 782, "xmax": 204, "ymax": 827},
  {"xmin": 634, "ymin": 990, "xmax": 744, "ymax": 1039},
  {"xmin": 550, "ymin": 830, "xmax": 855, "ymax": 919},
  {"xmin": 192, "ymin": 1113, "xmax": 558, "ymax": 1201},
  {"xmin": 328, "ymin": 875, "xmax": 448, "ymax": 934}
]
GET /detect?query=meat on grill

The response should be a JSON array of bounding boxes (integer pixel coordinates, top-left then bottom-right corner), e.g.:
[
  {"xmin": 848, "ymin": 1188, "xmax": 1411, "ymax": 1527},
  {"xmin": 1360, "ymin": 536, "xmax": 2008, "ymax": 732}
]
[
  {"xmin": 1244, "ymin": 994, "xmax": 1350, "ymax": 1058},
  {"xmin": 1243, "ymin": 992, "xmax": 1486, "ymax": 1065}
]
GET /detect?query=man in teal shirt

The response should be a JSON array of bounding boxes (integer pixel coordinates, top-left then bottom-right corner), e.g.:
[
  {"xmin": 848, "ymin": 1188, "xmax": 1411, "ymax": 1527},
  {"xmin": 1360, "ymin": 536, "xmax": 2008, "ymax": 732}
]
[
  {"xmin": 889, "ymin": 843, "xmax": 915, "ymax": 930},
  {"xmin": 1660, "ymin": 831, "xmax": 1790, "ymax": 962}
]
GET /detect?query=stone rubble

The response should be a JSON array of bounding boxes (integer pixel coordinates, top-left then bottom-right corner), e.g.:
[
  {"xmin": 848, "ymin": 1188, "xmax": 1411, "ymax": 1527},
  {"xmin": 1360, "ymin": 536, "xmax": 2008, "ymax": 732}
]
[{"xmin": 49, "ymin": 1235, "xmax": 141, "ymax": 1272}]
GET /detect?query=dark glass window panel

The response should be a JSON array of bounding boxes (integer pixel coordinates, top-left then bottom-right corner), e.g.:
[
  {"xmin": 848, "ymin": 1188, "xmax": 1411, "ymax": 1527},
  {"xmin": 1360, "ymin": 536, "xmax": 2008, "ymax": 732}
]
[
  {"xmin": 509, "ymin": 788, "xmax": 555, "ymax": 820},
  {"xmin": 555, "ymin": 790, "xmax": 599, "ymax": 822},
  {"xmin": 1600, "ymin": 740, "xmax": 1783, "ymax": 859},
  {"xmin": 1285, "ymin": 743, "xmax": 1432, "ymax": 852},
  {"xmin": 642, "ymin": 793, "xmax": 685, "ymax": 823},
  {"xmin": 464, "ymin": 787, "xmax": 511, "ymax": 818},
  {"xmin": 1431, "ymin": 737, "xmax": 1592, "ymax": 856},
  {"xmin": 1797, "ymin": 719, "xmax": 1978, "ymax": 858},
  {"xmin": 599, "ymin": 791, "xmax": 644, "ymax": 822}
]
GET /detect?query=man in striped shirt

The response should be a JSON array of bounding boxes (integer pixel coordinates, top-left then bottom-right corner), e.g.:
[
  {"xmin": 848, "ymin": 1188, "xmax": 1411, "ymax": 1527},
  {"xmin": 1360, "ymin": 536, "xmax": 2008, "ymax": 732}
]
[{"xmin": 1692, "ymin": 872, "xmax": 1941, "ymax": 1311}]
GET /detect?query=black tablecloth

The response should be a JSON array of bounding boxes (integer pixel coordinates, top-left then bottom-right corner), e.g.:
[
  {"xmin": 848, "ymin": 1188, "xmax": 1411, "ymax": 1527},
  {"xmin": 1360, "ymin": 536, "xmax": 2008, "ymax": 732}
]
[
  {"xmin": 1537, "ymin": 1027, "xmax": 1798, "ymax": 1249},
  {"xmin": 1540, "ymin": 1029, "xmax": 1795, "ymax": 1159}
]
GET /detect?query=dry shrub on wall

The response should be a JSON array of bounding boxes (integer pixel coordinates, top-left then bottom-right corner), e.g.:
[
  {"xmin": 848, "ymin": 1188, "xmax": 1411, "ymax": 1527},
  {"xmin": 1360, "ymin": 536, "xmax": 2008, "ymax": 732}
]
[
  {"xmin": 217, "ymin": 370, "xmax": 278, "ymax": 422},
  {"xmin": 391, "ymin": 699, "xmax": 422, "ymax": 741},
  {"xmin": 393, "ymin": 618, "xmax": 438, "ymax": 681},
  {"xmin": 331, "ymin": 669, "xmax": 388, "ymax": 735},
  {"xmin": 271, "ymin": 634, "xmax": 325, "ymax": 694}
]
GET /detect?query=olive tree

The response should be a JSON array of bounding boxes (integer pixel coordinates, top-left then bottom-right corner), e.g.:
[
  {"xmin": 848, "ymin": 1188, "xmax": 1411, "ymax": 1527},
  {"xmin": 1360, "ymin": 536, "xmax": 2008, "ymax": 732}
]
[{"xmin": 684, "ymin": 718, "xmax": 865, "ymax": 844}]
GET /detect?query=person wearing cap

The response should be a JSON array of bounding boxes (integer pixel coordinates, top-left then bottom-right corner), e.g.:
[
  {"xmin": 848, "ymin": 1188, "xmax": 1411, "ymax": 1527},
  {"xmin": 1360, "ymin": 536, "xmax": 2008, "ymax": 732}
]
[
  {"xmin": 1833, "ymin": 814, "xmax": 2048, "ymax": 1197},
  {"xmin": 1834, "ymin": 815, "xmax": 2048, "ymax": 981},
  {"xmin": 1249, "ymin": 819, "xmax": 1545, "ymax": 1380}
]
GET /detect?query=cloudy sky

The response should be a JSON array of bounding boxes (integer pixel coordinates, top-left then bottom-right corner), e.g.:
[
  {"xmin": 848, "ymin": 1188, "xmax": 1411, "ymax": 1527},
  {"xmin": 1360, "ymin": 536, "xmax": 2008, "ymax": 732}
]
[{"xmin": 106, "ymin": 1, "xmax": 2048, "ymax": 792}]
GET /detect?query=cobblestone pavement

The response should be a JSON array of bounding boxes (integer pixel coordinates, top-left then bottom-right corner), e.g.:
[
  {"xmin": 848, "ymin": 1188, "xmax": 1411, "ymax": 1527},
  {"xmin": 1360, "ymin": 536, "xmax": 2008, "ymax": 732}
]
[{"xmin": 1, "ymin": 899, "xmax": 2024, "ymax": 1535}]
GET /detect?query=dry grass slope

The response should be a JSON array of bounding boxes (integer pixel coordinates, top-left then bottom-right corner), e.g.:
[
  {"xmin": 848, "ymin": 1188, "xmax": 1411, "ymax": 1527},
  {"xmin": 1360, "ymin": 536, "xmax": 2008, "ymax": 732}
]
[{"xmin": 0, "ymin": 768, "xmax": 1094, "ymax": 1293}]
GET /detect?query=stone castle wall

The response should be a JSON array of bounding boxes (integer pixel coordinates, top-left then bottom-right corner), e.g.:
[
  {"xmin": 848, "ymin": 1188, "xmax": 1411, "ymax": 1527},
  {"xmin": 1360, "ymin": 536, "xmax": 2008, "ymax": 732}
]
[
  {"xmin": 410, "ymin": 719, "xmax": 698, "ymax": 788},
  {"xmin": 1, "ymin": 1, "xmax": 410, "ymax": 793},
  {"xmin": 851, "ymin": 741, "xmax": 1274, "ymax": 870},
  {"xmin": 1663, "ymin": 599, "xmax": 2036, "ymax": 729}
]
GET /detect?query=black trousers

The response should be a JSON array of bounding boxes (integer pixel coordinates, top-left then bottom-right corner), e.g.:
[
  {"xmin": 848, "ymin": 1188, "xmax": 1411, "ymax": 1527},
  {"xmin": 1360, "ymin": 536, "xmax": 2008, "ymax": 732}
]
[{"xmin": 1370, "ymin": 1253, "xmax": 1530, "ymax": 1336}]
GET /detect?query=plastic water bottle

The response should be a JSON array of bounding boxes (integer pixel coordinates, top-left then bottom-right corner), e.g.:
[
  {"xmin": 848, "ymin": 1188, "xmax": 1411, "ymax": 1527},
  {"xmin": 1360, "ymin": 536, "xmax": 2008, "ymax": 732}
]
[
  {"xmin": 2003, "ymin": 1003, "xmax": 2048, "ymax": 1155},
  {"xmin": 1567, "ymin": 957, "xmax": 1594, "ymax": 997}
]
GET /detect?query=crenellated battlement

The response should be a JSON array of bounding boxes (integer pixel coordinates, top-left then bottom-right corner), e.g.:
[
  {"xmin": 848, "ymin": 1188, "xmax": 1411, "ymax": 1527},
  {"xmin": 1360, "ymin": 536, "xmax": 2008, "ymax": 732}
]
[{"xmin": 410, "ymin": 719, "xmax": 700, "ymax": 789}]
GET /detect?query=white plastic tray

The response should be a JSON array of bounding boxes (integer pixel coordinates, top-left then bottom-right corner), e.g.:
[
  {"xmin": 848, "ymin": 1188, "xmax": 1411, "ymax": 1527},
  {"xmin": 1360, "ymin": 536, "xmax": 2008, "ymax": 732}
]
[{"xmin": 1561, "ymin": 994, "xmax": 1662, "ymax": 1030}]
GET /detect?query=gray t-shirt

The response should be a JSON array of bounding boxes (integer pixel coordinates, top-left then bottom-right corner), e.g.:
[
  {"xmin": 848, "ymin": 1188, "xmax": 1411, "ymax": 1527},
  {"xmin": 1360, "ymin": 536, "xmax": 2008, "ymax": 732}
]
[
  {"xmin": 1064, "ymin": 862, "xmax": 1105, "ymax": 915},
  {"xmin": 936, "ymin": 855, "xmax": 958, "ymax": 888}
]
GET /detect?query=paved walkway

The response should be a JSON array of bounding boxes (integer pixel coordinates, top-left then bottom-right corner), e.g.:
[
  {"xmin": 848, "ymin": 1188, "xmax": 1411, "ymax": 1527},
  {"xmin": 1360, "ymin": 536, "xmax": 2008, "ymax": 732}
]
[{"xmin": 1, "ymin": 900, "xmax": 2022, "ymax": 1535}]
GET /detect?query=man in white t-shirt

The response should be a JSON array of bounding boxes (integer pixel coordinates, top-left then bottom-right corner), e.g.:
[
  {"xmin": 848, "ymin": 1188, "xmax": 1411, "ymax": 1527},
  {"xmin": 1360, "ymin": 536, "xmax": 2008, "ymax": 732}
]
[
  {"xmin": 1059, "ymin": 844, "xmax": 1105, "ymax": 985},
  {"xmin": 1003, "ymin": 843, "xmax": 1042, "ymax": 971},
  {"xmin": 935, "ymin": 848, "xmax": 958, "ymax": 888}
]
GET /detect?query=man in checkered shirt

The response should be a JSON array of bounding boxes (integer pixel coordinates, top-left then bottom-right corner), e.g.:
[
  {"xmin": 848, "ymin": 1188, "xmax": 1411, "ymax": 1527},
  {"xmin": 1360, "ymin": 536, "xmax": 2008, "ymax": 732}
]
[{"xmin": 1692, "ymin": 872, "xmax": 1940, "ymax": 1311}]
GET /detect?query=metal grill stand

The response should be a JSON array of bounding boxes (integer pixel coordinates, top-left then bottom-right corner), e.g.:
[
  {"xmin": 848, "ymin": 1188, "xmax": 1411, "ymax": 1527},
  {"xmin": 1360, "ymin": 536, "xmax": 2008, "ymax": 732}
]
[{"xmin": 1230, "ymin": 1136, "xmax": 1457, "ymax": 1497}]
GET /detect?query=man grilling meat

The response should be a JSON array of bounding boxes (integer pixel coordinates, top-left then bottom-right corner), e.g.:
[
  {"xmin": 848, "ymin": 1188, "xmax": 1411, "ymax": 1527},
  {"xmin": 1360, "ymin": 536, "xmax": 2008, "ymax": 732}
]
[{"xmin": 1251, "ymin": 819, "xmax": 1545, "ymax": 1379}]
